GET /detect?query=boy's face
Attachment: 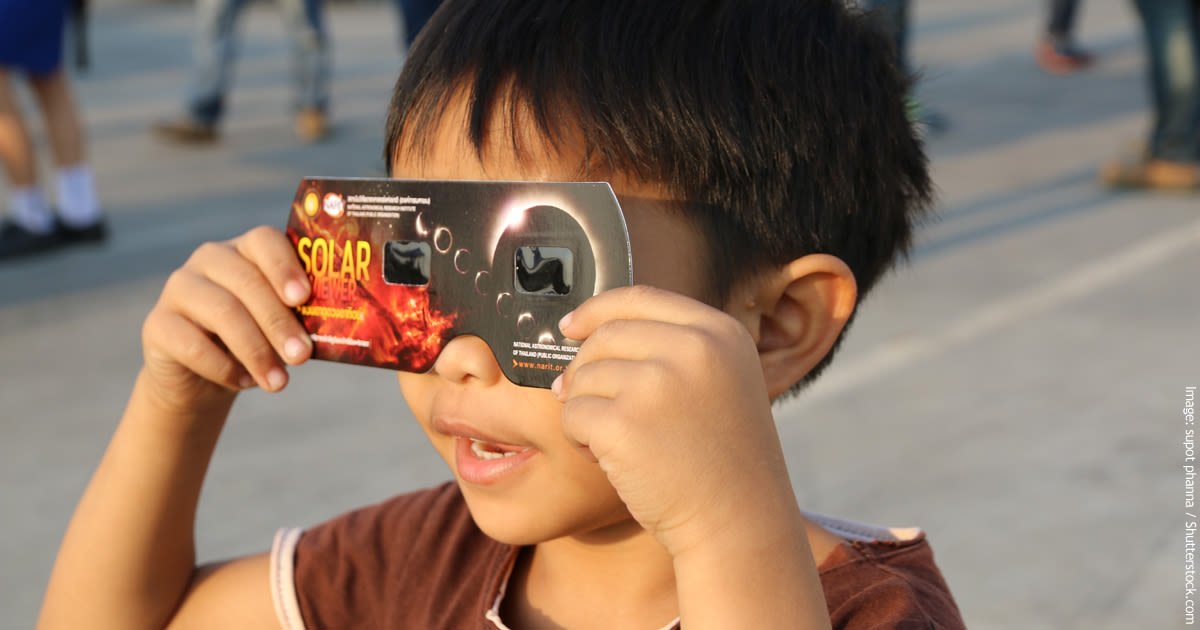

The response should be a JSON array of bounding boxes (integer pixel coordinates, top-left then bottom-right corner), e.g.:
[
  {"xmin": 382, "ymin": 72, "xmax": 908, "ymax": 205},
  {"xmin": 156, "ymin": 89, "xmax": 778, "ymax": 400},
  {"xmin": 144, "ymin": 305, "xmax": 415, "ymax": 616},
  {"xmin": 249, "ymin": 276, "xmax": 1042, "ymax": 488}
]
[{"xmin": 391, "ymin": 94, "xmax": 717, "ymax": 545}]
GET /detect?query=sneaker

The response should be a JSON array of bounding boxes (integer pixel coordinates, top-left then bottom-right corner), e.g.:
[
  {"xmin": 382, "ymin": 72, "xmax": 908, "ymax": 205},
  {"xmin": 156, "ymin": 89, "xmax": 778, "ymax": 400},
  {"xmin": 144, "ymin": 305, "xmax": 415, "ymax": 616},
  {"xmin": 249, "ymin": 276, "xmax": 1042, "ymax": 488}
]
[
  {"xmin": 0, "ymin": 220, "xmax": 65, "ymax": 260},
  {"xmin": 58, "ymin": 217, "xmax": 108, "ymax": 245},
  {"xmin": 0, "ymin": 217, "xmax": 109, "ymax": 262},
  {"xmin": 1099, "ymin": 158, "xmax": 1200, "ymax": 191},
  {"xmin": 150, "ymin": 115, "xmax": 218, "ymax": 144},
  {"xmin": 1036, "ymin": 37, "xmax": 1095, "ymax": 75},
  {"xmin": 295, "ymin": 108, "xmax": 329, "ymax": 142}
]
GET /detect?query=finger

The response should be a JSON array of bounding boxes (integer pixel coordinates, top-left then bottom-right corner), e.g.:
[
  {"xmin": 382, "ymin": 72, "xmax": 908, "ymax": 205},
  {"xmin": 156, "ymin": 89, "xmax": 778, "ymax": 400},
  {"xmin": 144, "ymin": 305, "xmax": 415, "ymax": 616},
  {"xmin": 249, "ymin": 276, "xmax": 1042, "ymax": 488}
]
[
  {"xmin": 233, "ymin": 225, "xmax": 312, "ymax": 307},
  {"xmin": 558, "ymin": 358, "xmax": 632, "ymax": 402},
  {"xmin": 568, "ymin": 318, "xmax": 692, "ymax": 367},
  {"xmin": 556, "ymin": 356, "xmax": 659, "ymax": 403},
  {"xmin": 166, "ymin": 271, "xmax": 290, "ymax": 391},
  {"xmin": 559, "ymin": 394, "xmax": 619, "ymax": 462},
  {"xmin": 189, "ymin": 240, "xmax": 312, "ymax": 366},
  {"xmin": 144, "ymin": 310, "xmax": 253, "ymax": 391},
  {"xmin": 559, "ymin": 285, "xmax": 716, "ymax": 341},
  {"xmin": 560, "ymin": 317, "xmax": 724, "ymax": 399}
]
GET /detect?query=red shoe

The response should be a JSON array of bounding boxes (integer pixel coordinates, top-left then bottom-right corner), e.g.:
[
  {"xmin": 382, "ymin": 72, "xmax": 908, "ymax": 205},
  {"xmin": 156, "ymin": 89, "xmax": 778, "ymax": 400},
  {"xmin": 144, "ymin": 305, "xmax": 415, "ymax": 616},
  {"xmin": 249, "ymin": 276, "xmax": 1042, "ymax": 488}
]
[{"xmin": 1035, "ymin": 38, "xmax": 1095, "ymax": 75}]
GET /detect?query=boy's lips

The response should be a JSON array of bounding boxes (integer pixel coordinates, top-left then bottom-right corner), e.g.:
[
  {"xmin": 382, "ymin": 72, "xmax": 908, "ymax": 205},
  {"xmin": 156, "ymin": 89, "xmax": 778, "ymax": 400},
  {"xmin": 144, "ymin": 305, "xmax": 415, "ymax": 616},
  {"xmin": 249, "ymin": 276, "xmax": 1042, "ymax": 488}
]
[
  {"xmin": 433, "ymin": 417, "xmax": 539, "ymax": 485},
  {"xmin": 432, "ymin": 417, "xmax": 527, "ymax": 448}
]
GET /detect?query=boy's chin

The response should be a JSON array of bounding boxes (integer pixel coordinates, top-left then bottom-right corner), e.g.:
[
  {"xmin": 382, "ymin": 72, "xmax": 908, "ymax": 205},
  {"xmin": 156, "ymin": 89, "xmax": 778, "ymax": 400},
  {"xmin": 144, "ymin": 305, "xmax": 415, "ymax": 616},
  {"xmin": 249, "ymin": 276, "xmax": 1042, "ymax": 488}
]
[{"xmin": 457, "ymin": 480, "xmax": 637, "ymax": 546}]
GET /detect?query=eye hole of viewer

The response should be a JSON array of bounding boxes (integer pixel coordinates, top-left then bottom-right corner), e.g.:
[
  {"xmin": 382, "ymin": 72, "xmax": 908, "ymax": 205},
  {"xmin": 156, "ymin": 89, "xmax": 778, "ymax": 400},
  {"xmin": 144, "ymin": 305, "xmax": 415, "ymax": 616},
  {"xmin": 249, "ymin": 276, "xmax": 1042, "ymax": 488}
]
[
  {"xmin": 383, "ymin": 241, "xmax": 432, "ymax": 286},
  {"xmin": 515, "ymin": 246, "xmax": 573, "ymax": 295}
]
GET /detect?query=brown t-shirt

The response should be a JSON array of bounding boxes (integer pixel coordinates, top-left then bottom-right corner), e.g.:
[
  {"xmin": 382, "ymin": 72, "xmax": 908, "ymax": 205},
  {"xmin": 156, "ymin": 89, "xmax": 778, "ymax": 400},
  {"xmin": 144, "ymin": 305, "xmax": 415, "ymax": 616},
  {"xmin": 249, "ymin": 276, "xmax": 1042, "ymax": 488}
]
[{"xmin": 270, "ymin": 482, "xmax": 964, "ymax": 630}]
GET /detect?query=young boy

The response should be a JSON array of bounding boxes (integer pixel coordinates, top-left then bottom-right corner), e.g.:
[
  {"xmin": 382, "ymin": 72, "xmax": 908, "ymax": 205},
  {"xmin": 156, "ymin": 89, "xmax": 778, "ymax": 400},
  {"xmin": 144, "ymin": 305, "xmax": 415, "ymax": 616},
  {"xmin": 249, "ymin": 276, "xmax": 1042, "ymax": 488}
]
[{"xmin": 38, "ymin": 1, "xmax": 964, "ymax": 628}]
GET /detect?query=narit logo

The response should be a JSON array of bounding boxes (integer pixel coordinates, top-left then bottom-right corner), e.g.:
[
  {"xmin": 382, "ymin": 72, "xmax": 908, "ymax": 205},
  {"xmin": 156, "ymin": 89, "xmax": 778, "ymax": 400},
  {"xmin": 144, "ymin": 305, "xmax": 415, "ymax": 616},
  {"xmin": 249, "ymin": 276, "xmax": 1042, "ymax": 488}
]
[{"xmin": 323, "ymin": 193, "xmax": 345, "ymax": 218}]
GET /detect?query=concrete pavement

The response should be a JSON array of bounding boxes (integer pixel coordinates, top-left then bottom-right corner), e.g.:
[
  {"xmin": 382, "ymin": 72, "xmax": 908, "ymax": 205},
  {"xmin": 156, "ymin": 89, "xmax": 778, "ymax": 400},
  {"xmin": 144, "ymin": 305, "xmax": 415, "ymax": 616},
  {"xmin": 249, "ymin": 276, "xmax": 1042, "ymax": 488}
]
[{"xmin": 1, "ymin": 1, "xmax": 1194, "ymax": 628}]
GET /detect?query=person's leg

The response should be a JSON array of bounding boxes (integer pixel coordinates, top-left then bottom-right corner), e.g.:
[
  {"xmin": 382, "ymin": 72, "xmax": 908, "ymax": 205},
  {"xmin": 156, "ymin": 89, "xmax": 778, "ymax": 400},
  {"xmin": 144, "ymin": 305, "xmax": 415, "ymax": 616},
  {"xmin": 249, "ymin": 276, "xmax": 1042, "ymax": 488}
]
[
  {"xmin": 1037, "ymin": 0, "xmax": 1094, "ymax": 74},
  {"xmin": 860, "ymin": 0, "xmax": 947, "ymax": 134},
  {"xmin": 152, "ymin": 0, "xmax": 247, "ymax": 142},
  {"xmin": 27, "ymin": 69, "xmax": 83, "ymax": 167},
  {"xmin": 396, "ymin": 0, "xmax": 441, "ymax": 48},
  {"xmin": 1046, "ymin": 0, "xmax": 1079, "ymax": 39},
  {"xmin": 0, "ymin": 68, "xmax": 63, "ymax": 257},
  {"xmin": 0, "ymin": 69, "xmax": 38, "ymax": 190},
  {"xmin": 279, "ymin": 0, "xmax": 330, "ymax": 141},
  {"xmin": 187, "ymin": 0, "xmax": 249, "ymax": 125},
  {"xmin": 1101, "ymin": 0, "xmax": 1200, "ymax": 188},
  {"xmin": 1135, "ymin": 0, "xmax": 1200, "ymax": 163},
  {"xmin": 1191, "ymin": 0, "xmax": 1200, "ymax": 139},
  {"xmin": 27, "ymin": 68, "xmax": 102, "ymax": 232},
  {"xmin": 861, "ymin": 0, "xmax": 910, "ymax": 76}
]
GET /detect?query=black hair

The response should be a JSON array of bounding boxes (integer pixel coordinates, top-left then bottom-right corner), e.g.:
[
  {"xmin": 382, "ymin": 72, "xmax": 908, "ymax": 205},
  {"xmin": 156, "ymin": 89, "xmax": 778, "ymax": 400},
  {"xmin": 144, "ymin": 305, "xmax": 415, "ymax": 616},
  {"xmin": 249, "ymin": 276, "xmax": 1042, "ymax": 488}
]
[{"xmin": 384, "ymin": 0, "xmax": 933, "ymax": 394}]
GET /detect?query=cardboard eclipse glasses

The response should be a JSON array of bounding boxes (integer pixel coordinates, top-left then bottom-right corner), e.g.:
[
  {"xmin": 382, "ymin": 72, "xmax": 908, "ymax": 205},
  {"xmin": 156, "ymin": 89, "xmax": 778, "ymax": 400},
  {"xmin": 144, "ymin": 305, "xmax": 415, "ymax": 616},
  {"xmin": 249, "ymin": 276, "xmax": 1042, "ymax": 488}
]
[{"xmin": 286, "ymin": 177, "xmax": 633, "ymax": 388}]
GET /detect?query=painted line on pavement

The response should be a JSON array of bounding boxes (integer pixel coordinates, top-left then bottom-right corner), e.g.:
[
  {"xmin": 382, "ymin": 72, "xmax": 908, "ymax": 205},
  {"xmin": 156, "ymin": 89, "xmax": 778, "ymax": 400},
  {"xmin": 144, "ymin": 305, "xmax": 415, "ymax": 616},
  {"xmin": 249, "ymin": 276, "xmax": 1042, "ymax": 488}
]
[{"xmin": 790, "ymin": 217, "xmax": 1200, "ymax": 410}]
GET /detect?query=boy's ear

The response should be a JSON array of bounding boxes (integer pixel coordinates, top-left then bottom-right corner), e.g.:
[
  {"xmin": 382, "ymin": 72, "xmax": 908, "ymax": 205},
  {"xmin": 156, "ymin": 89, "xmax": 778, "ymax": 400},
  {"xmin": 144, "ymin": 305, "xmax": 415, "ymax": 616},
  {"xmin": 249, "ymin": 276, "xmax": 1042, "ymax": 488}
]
[{"xmin": 730, "ymin": 254, "xmax": 857, "ymax": 399}]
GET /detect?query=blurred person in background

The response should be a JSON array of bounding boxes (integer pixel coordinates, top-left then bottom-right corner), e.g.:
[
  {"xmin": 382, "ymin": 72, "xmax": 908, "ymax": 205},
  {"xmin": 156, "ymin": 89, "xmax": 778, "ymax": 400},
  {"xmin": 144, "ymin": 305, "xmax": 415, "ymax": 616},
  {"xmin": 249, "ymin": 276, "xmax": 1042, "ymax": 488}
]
[
  {"xmin": 1036, "ymin": 0, "xmax": 1096, "ymax": 74},
  {"xmin": 860, "ymin": 0, "xmax": 948, "ymax": 134},
  {"xmin": 395, "ymin": 0, "xmax": 442, "ymax": 50},
  {"xmin": 151, "ymin": 0, "xmax": 331, "ymax": 144},
  {"xmin": 0, "ymin": 0, "xmax": 106, "ymax": 260},
  {"xmin": 1100, "ymin": 0, "xmax": 1199, "ymax": 190}
]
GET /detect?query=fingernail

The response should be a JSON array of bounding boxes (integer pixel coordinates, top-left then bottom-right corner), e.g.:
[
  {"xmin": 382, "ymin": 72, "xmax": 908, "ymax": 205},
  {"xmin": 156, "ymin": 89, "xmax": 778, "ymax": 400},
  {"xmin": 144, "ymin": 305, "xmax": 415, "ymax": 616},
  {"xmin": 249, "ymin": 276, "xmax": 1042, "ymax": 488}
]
[
  {"xmin": 558, "ymin": 312, "xmax": 573, "ymax": 333},
  {"xmin": 267, "ymin": 367, "xmax": 288, "ymax": 391},
  {"xmin": 284, "ymin": 279, "xmax": 309, "ymax": 305},
  {"xmin": 284, "ymin": 336, "xmax": 309, "ymax": 362},
  {"xmin": 239, "ymin": 374, "xmax": 255, "ymax": 389},
  {"xmin": 551, "ymin": 374, "xmax": 564, "ymax": 399}
]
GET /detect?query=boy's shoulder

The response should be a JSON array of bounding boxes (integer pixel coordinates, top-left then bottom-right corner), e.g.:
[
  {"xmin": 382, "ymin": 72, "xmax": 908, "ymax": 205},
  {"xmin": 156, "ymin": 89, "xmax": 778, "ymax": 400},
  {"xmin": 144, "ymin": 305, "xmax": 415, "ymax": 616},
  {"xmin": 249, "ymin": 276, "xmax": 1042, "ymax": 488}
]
[{"xmin": 806, "ymin": 511, "xmax": 966, "ymax": 629}]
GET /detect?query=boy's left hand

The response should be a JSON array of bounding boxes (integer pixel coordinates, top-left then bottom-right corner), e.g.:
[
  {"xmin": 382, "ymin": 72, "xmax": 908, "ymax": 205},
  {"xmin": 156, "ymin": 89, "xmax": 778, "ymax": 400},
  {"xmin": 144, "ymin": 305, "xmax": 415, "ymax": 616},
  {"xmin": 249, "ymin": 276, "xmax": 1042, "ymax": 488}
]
[{"xmin": 553, "ymin": 285, "xmax": 799, "ymax": 559}]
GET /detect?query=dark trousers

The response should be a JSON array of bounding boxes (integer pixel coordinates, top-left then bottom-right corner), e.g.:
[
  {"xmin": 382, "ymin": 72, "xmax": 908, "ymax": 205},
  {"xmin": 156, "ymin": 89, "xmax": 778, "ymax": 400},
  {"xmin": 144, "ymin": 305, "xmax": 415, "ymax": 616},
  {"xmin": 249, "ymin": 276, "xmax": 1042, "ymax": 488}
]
[
  {"xmin": 396, "ymin": 0, "xmax": 442, "ymax": 48},
  {"xmin": 862, "ymin": 0, "xmax": 910, "ymax": 75},
  {"xmin": 186, "ymin": 0, "xmax": 329, "ymax": 124},
  {"xmin": 1047, "ymin": 0, "xmax": 1081, "ymax": 38},
  {"xmin": 1131, "ymin": 0, "xmax": 1200, "ymax": 162}
]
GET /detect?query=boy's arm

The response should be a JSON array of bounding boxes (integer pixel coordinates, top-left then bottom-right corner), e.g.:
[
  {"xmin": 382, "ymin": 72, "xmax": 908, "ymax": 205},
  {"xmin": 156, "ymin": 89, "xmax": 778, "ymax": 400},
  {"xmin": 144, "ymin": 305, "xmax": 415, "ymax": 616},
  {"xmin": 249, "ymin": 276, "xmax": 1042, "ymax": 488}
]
[
  {"xmin": 668, "ymin": 494, "xmax": 829, "ymax": 630},
  {"xmin": 38, "ymin": 227, "xmax": 313, "ymax": 630},
  {"xmin": 555, "ymin": 285, "xmax": 835, "ymax": 630}
]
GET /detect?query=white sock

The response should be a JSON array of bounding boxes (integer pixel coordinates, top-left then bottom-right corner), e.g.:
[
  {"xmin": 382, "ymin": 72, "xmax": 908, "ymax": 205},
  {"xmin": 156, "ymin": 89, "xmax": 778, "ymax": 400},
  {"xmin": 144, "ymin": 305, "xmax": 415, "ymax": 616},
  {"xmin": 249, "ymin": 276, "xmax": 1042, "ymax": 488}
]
[
  {"xmin": 10, "ymin": 187, "xmax": 55, "ymax": 234},
  {"xmin": 55, "ymin": 164, "xmax": 101, "ymax": 228}
]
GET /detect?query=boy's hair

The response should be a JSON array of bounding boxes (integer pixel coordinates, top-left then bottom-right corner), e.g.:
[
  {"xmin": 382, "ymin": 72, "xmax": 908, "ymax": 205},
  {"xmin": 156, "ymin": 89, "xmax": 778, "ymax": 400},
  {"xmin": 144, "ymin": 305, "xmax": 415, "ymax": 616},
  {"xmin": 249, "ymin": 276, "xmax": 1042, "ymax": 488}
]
[{"xmin": 384, "ymin": 0, "xmax": 933, "ymax": 394}]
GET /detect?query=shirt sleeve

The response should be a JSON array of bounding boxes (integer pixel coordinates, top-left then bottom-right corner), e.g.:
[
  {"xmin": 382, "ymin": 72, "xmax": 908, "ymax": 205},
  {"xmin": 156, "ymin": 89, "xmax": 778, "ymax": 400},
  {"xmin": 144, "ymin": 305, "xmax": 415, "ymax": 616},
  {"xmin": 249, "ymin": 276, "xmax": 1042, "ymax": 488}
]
[
  {"xmin": 270, "ymin": 527, "xmax": 307, "ymax": 630},
  {"xmin": 828, "ymin": 574, "xmax": 963, "ymax": 629},
  {"xmin": 820, "ymin": 538, "xmax": 965, "ymax": 630}
]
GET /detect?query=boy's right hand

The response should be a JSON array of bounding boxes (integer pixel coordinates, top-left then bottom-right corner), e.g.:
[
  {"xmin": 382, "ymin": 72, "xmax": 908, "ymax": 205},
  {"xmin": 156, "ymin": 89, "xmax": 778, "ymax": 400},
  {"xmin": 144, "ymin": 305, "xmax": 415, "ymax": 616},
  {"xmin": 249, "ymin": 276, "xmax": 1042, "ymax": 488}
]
[{"xmin": 140, "ymin": 225, "xmax": 313, "ymax": 415}]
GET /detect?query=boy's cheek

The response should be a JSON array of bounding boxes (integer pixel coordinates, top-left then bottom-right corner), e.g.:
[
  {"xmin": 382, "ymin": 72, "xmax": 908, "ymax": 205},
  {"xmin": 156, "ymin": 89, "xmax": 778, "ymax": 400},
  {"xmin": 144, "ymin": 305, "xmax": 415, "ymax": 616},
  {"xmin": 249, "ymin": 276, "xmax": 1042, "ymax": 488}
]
[{"xmin": 395, "ymin": 372, "xmax": 437, "ymax": 428}]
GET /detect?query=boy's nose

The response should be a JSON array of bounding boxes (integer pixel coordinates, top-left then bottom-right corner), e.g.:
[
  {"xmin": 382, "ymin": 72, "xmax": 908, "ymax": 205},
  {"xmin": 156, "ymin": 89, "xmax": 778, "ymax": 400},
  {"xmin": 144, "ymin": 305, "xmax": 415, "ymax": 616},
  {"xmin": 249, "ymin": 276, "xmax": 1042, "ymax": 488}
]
[{"xmin": 432, "ymin": 335, "xmax": 503, "ymax": 387}]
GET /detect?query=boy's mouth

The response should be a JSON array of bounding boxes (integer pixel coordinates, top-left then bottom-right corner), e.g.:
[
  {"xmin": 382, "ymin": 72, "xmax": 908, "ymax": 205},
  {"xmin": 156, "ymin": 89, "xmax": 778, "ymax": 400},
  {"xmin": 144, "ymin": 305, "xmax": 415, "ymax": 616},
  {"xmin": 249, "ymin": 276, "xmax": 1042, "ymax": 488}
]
[
  {"xmin": 433, "ymin": 417, "xmax": 540, "ymax": 483},
  {"xmin": 468, "ymin": 437, "xmax": 532, "ymax": 460},
  {"xmin": 454, "ymin": 434, "xmax": 539, "ymax": 485}
]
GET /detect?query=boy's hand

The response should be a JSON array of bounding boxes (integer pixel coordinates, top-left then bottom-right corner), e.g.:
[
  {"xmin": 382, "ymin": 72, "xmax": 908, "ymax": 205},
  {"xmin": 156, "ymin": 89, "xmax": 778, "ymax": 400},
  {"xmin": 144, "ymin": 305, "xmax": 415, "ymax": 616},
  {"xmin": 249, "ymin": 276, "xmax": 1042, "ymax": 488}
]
[
  {"xmin": 141, "ymin": 226, "xmax": 313, "ymax": 415},
  {"xmin": 553, "ymin": 285, "xmax": 799, "ymax": 559}
]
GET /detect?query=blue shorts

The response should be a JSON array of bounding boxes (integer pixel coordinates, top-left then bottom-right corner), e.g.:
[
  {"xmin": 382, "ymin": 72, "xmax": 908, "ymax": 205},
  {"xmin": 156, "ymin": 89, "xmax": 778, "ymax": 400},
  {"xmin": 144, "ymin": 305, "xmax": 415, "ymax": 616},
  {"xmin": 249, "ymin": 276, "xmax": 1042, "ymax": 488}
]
[{"xmin": 0, "ymin": 1, "xmax": 67, "ymax": 76}]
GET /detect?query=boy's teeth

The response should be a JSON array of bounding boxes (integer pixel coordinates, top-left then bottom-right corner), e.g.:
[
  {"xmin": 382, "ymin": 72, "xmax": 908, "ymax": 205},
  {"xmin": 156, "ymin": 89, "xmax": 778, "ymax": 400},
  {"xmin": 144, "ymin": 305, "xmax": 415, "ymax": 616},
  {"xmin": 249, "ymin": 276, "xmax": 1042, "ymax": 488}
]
[{"xmin": 469, "ymin": 438, "xmax": 521, "ymax": 460}]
